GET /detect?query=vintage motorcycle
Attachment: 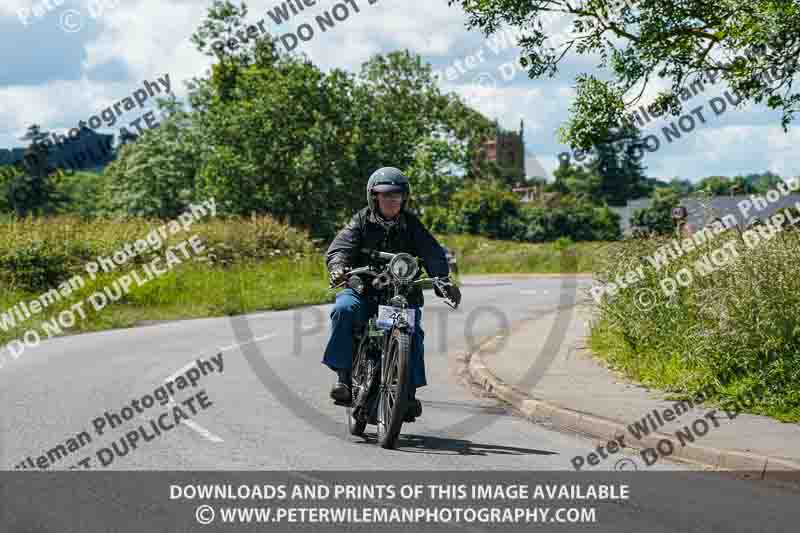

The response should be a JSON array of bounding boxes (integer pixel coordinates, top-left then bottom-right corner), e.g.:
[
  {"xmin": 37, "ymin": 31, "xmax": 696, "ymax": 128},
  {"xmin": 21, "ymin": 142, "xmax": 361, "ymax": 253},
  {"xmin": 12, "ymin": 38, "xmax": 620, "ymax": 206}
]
[{"xmin": 329, "ymin": 248, "xmax": 460, "ymax": 449}]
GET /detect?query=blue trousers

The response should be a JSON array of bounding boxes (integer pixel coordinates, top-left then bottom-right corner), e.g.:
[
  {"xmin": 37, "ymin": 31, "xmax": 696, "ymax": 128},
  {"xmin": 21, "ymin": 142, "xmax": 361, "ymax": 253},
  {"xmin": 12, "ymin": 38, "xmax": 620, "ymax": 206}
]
[{"xmin": 322, "ymin": 288, "xmax": 427, "ymax": 388}]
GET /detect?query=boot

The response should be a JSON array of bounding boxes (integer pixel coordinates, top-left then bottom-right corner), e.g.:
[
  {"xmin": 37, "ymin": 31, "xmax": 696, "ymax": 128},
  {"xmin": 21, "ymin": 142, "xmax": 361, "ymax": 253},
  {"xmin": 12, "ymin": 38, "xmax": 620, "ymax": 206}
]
[
  {"xmin": 404, "ymin": 387, "xmax": 422, "ymax": 422},
  {"xmin": 330, "ymin": 369, "xmax": 352, "ymax": 404}
]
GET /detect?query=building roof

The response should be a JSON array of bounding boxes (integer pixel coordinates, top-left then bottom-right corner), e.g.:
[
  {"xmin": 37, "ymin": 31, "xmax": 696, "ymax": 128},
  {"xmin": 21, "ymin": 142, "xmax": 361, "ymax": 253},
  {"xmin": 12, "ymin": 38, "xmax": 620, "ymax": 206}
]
[{"xmin": 681, "ymin": 193, "xmax": 800, "ymax": 229}]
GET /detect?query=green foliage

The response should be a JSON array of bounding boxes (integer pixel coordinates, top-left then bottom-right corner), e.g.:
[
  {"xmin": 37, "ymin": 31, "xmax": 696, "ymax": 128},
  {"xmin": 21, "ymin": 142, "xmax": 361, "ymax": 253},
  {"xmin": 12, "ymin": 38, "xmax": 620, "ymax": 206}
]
[
  {"xmin": 405, "ymin": 136, "xmax": 464, "ymax": 210},
  {"xmin": 514, "ymin": 202, "xmax": 621, "ymax": 242},
  {"xmin": 631, "ymin": 188, "xmax": 681, "ymax": 235},
  {"xmin": 451, "ymin": 0, "xmax": 800, "ymax": 149},
  {"xmin": 590, "ymin": 230, "xmax": 800, "ymax": 421},
  {"xmin": 449, "ymin": 180, "xmax": 522, "ymax": 238},
  {"xmin": 695, "ymin": 171, "xmax": 786, "ymax": 195},
  {"xmin": 53, "ymin": 171, "xmax": 113, "ymax": 218},
  {"xmin": 102, "ymin": 3, "xmax": 493, "ymax": 239},
  {"xmin": 421, "ymin": 180, "xmax": 621, "ymax": 242},
  {"xmin": 553, "ymin": 236, "xmax": 575, "ymax": 251},
  {"xmin": 0, "ymin": 125, "xmax": 69, "ymax": 217},
  {"xmin": 548, "ymin": 122, "xmax": 650, "ymax": 206},
  {"xmin": 104, "ymin": 106, "xmax": 201, "ymax": 219},
  {"xmin": 436, "ymin": 233, "xmax": 610, "ymax": 274},
  {"xmin": 0, "ymin": 214, "xmax": 319, "ymax": 294},
  {"xmin": 0, "ymin": 240, "xmax": 71, "ymax": 292}
]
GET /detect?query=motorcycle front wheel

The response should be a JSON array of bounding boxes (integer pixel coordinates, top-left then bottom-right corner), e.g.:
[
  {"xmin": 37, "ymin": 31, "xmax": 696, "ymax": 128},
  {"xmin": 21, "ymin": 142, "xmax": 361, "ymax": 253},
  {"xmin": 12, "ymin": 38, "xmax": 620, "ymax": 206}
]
[
  {"xmin": 346, "ymin": 336, "xmax": 369, "ymax": 437},
  {"xmin": 376, "ymin": 326, "xmax": 412, "ymax": 449}
]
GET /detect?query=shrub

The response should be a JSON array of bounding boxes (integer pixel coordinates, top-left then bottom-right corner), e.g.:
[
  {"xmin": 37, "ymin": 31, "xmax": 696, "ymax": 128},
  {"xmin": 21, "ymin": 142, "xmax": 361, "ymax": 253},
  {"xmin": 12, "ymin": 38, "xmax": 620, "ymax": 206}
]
[
  {"xmin": 0, "ymin": 240, "xmax": 71, "ymax": 292},
  {"xmin": 0, "ymin": 214, "xmax": 321, "ymax": 293},
  {"xmin": 631, "ymin": 188, "xmax": 680, "ymax": 235},
  {"xmin": 427, "ymin": 181, "xmax": 620, "ymax": 243},
  {"xmin": 590, "ymin": 229, "xmax": 800, "ymax": 421}
]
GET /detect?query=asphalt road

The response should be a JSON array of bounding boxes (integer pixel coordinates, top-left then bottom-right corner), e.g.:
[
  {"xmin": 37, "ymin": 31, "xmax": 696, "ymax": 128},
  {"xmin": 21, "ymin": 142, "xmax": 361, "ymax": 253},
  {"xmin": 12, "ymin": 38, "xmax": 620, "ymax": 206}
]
[
  {"xmin": 4, "ymin": 275, "xmax": 800, "ymax": 533},
  {"xmin": 1, "ymin": 274, "xmax": 687, "ymax": 471}
]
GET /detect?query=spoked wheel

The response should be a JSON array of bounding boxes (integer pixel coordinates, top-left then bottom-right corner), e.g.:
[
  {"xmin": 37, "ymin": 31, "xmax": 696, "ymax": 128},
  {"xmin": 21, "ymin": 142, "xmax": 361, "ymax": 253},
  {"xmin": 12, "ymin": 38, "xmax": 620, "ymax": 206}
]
[
  {"xmin": 377, "ymin": 327, "xmax": 412, "ymax": 449},
  {"xmin": 346, "ymin": 337, "xmax": 368, "ymax": 437}
]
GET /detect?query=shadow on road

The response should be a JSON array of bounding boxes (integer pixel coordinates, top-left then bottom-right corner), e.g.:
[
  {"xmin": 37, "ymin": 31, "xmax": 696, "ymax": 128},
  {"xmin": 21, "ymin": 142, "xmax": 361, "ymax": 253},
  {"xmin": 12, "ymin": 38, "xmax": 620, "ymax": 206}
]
[{"xmin": 356, "ymin": 433, "xmax": 558, "ymax": 456}]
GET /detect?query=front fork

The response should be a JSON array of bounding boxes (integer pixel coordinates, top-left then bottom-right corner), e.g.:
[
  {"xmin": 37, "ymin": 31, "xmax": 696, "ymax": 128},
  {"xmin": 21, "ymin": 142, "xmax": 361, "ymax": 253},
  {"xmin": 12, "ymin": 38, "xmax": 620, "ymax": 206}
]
[
  {"xmin": 356, "ymin": 316, "xmax": 413, "ymax": 424},
  {"xmin": 352, "ymin": 319, "xmax": 383, "ymax": 422}
]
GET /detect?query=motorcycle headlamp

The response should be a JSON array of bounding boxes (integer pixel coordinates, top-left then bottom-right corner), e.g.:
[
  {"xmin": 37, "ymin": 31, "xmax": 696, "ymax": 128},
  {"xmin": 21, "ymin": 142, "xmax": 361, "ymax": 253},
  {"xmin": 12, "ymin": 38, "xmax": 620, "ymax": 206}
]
[{"xmin": 388, "ymin": 253, "xmax": 418, "ymax": 282}]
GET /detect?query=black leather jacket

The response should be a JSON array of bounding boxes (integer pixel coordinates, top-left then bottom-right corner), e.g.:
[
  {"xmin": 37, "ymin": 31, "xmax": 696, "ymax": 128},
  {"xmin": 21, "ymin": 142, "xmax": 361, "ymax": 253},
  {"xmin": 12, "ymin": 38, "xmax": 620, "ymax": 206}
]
[{"xmin": 325, "ymin": 207, "xmax": 450, "ymax": 307}]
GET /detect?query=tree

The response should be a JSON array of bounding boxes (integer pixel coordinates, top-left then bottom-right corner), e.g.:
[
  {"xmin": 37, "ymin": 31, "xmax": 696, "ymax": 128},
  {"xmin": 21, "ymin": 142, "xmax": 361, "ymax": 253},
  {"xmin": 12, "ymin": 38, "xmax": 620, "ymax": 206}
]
[
  {"xmin": 405, "ymin": 135, "xmax": 464, "ymax": 213},
  {"xmin": 106, "ymin": 2, "xmax": 495, "ymax": 235},
  {"xmin": 103, "ymin": 110, "xmax": 199, "ymax": 218},
  {"xmin": 449, "ymin": 0, "xmax": 800, "ymax": 151},
  {"xmin": 668, "ymin": 177, "xmax": 694, "ymax": 195},
  {"xmin": 548, "ymin": 158, "xmax": 580, "ymax": 195},
  {"xmin": 696, "ymin": 175, "xmax": 732, "ymax": 195},
  {"xmin": 632, "ymin": 187, "xmax": 681, "ymax": 235},
  {"xmin": 744, "ymin": 170, "xmax": 784, "ymax": 193},
  {"xmin": 0, "ymin": 125, "xmax": 68, "ymax": 217},
  {"xmin": 449, "ymin": 180, "xmax": 522, "ymax": 238}
]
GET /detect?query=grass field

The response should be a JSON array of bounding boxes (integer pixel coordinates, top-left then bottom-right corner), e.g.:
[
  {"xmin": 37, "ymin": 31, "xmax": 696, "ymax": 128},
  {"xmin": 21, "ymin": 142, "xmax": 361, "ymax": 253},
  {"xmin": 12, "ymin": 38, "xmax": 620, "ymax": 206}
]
[{"xmin": 0, "ymin": 217, "xmax": 601, "ymax": 349}]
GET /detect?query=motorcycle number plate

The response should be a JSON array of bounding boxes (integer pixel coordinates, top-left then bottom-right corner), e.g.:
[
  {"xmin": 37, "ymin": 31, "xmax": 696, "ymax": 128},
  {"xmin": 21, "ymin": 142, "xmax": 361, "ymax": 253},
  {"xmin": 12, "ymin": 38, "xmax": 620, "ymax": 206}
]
[{"xmin": 376, "ymin": 306, "xmax": 416, "ymax": 332}]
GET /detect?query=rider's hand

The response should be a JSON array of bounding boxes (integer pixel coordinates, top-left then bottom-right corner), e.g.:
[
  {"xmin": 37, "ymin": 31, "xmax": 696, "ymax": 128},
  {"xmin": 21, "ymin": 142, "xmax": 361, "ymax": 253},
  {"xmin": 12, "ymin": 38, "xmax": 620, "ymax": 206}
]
[
  {"xmin": 434, "ymin": 283, "xmax": 445, "ymax": 298},
  {"xmin": 435, "ymin": 281, "xmax": 461, "ymax": 306},
  {"xmin": 444, "ymin": 283, "xmax": 461, "ymax": 306},
  {"xmin": 329, "ymin": 266, "xmax": 348, "ymax": 287}
]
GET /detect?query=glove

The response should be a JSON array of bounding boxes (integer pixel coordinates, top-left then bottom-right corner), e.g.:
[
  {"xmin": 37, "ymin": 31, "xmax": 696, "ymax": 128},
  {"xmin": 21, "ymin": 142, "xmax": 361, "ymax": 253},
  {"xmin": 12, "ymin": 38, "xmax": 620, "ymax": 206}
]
[
  {"xmin": 445, "ymin": 284, "xmax": 462, "ymax": 306},
  {"xmin": 435, "ymin": 281, "xmax": 461, "ymax": 306},
  {"xmin": 329, "ymin": 265, "xmax": 348, "ymax": 287}
]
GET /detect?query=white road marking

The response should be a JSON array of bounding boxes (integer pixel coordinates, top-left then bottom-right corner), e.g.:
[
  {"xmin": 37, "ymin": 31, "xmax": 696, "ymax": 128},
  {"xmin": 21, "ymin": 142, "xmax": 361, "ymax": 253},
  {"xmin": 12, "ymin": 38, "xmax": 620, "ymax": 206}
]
[
  {"xmin": 179, "ymin": 419, "xmax": 225, "ymax": 443},
  {"xmin": 165, "ymin": 360, "xmax": 198, "ymax": 383},
  {"xmin": 159, "ymin": 351, "xmax": 234, "ymax": 444},
  {"xmin": 220, "ymin": 333, "xmax": 276, "ymax": 352},
  {"xmin": 156, "ymin": 331, "xmax": 275, "ymax": 443},
  {"xmin": 520, "ymin": 289, "xmax": 548, "ymax": 295}
]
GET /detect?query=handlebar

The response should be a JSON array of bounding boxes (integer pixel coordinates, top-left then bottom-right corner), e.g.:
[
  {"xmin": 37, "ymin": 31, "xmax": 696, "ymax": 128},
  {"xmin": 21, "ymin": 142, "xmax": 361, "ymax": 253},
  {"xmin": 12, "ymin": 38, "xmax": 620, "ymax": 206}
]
[
  {"xmin": 328, "ymin": 270, "xmax": 458, "ymax": 309},
  {"xmin": 360, "ymin": 248, "xmax": 397, "ymax": 262}
]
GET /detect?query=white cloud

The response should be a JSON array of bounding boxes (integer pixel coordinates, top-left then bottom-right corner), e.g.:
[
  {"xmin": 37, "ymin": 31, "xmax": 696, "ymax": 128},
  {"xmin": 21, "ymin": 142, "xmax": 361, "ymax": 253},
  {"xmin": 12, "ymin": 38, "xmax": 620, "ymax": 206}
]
[
  {"xmin": 0, "ymin": 0, "xmax": 34, "ymax": 17},
  {"xmin": 1, "ymin": 0, "xmax": 797, "ymax": 181}
]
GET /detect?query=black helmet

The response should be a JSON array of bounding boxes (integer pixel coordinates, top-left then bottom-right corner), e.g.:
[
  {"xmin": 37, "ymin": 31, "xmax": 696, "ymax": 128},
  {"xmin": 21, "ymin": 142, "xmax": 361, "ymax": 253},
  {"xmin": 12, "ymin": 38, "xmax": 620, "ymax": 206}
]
[{"xmin": 367, "ymin": 167, "xmax": 412, "ymax": 213}]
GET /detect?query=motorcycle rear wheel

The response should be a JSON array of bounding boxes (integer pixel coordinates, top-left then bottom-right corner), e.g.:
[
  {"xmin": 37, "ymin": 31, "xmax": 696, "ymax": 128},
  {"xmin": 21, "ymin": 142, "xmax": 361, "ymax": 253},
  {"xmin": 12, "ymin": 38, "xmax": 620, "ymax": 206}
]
[{"xmin": 377, "ymin": 327, "xmax": 412, "ymax": 449}]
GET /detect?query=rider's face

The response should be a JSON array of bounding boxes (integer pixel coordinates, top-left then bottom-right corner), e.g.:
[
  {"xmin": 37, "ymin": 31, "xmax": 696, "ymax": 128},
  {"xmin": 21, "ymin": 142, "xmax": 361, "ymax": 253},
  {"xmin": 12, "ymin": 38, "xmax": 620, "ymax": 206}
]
[{"xmin": 376, "ymin": 191, "xmax": 403, "ymax": 219}]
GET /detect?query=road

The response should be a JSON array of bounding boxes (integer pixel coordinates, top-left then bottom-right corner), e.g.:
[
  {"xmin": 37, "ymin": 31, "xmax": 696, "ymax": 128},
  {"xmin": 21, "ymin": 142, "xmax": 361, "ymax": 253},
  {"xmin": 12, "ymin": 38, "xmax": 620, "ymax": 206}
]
[
  {"xmin": 0, "ymin": 274, "xmax": 668, "ymax": 471},
  {"xmin": 4, "ymin": 275, "xmax": 800, "ymax": 533}
]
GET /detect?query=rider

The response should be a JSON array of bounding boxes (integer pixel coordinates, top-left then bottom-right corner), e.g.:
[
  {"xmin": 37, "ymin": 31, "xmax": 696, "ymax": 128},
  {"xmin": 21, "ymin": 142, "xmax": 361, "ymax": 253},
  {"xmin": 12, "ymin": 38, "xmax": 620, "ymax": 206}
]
[{"xmin": 323, "ymin": 167, "xmax": 462, "ymax": 421}]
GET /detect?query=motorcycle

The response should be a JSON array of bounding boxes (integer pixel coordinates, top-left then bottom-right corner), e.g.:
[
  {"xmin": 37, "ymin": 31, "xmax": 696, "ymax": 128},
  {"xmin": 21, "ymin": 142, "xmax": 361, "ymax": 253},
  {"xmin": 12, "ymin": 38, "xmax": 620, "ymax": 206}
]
[{"xmin": 329, "ymin": 248, "xmax": 460, "ymax": 449}]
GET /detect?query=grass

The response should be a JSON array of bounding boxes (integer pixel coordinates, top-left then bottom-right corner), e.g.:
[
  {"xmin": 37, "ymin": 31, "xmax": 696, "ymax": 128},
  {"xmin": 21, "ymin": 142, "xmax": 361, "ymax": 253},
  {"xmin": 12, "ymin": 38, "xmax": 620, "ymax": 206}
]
[
  {"xmin": 436, "ymin": 234, "xmax": 612, "ymax": 274},
  {"xmin": 0, "ymin": 256, "xmax": 332, "ymax": 348},
  {"xmin": 0, "ymin": 216, "xmax": 602, "ymax": 351},
  {"xmin": 588, "ymin": 228, "xmax": 800, "ymax": 422}
]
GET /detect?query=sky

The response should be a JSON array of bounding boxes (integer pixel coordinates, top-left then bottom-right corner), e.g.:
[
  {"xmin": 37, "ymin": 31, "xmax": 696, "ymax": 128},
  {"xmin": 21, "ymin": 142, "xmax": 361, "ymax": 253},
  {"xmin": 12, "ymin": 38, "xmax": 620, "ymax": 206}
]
[{"xmin": 1, "ymin": 0, "xmax": 798, "ymax": 183}]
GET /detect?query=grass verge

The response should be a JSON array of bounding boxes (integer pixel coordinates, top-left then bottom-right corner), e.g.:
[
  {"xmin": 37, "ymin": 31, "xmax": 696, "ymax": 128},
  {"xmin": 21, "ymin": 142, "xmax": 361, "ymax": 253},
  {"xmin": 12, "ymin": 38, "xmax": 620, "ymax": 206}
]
[
  {"xmin": 588, "ymin": 229, "xmax": 800, "ymax": 422},
  {"xmin": 1, "ymin": 227, "xmax": 605, "ymax": 351},
  {"xmin": 436, "ymin": 234, "xmax": 610, "ymax": 274},
  {"xmin": 0, "ymin": 256, "xmax": 331, "ymax": 349}
]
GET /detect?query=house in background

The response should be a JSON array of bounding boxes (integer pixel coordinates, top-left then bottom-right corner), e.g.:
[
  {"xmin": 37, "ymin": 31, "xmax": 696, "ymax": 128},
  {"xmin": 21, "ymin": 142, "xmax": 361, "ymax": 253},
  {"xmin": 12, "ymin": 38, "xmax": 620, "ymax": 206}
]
[
  {"xmin": 611, "ymin": 191, "xmax": 800, "ymax": 236},
  {"xmin": 680, "ymin": 193, "xmax": 800, "ymax": 231}
]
